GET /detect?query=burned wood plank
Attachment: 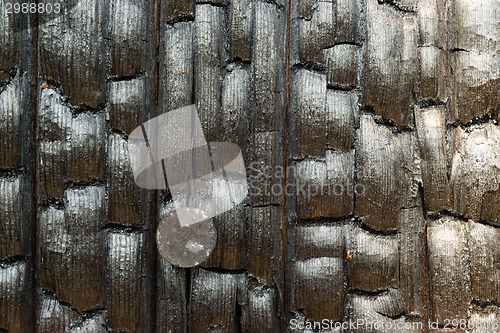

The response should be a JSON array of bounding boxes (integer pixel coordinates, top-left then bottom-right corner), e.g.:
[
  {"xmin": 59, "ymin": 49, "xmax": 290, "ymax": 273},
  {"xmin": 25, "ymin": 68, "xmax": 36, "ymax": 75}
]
[
  {"xmin": 65, "ymin": 112, "xmax": 106, "ymax": 182},
  {"xmin": 39, "ymin": 0, "xmax": 106, "ymax": 108},
  {"xmin": 452, "ymin": 51, "xmax": 499, "ymax": 124},
  {"xmin": 190, "ymin": 269, "xmax": 243, "ymax": 333},
  {"xmin": 109, "ymin": 0, "xmax": 151, "ymax": 77},
  {"xmin": 39, "ymin": 187, "xmax": 106, "ymax": 313},
  {"xmin": 164, "ymin": 0, "xmax": 195, "ymax": 21},
  {"xmin": 414, "ymin": 105, "xmax": 451, "ymax": 212},
  {"xmin": 356, "ymin": 115, "xmax": 413, "ymax": 231},
  {"xmin": 0, "ymin": 176, "xmax": 27, "ymax": 259},
  {"xmin": 293, "ymin": 257, "xmax": 346, "ymax": 322},
  {"xmin": 347, "ymin": 227, "xmax": 399, "ymax": 292},
  {"xmin": 467, "ymin": 221, "xmax": 500, "ymax": 304},
  {"xmin": 0, "ymin": 73, "xmax": 29, "ymax": 169},
  {"xmin": 362, "ymin": 0, "xmax": 418, "ymax": 126},
  {"xmin": 203, "ymin": 203, "xmax": 247, "ymax": 270},
  {"xmin": 450, "ymin": 124, "xmax": 500, "ymax": 223},
  {"xmin": 252, "ymin": 2, "xmax": 285, "ymax": 132},
  {"xmin": 0, "ymin": 3, "xmax": 31, "ymax": 79},
  {"xmin": 249, "ymin": 131, "xmax": 282, "ymax": 206},
  {"xmin": 294, "ymin": 224, "xmax": 344, "ymax": 261},
  {"xmin": 229, "ymin": 0, "xmax": 252, "ymax": 61},
  {"xmin": 294, "ymin": 150, "xmax": 354, "ymax": 219},
  {"xmin": 195, "ymin": 4, "xmax": 223, "ymax": 142},
  {"xmin": 107, "ymin": 231, "xmax": 153, "ymax": 333},
  {"xmin": 38, "ymin": 294, "xmax": 81, "ymax": 333},
  {"xmin": 38, "ymin": 294, "xmax": 107, "ymax": 333},
  {"xmin": 109, "ymin": 78, "xmax": 146, "ymax": 135},
  {"xmin": 157, "ymin": 257, "xmax": 187, "ymax": 333},
  {"xmin": 0, "ymin": 262, "xmax": 31, "ymax": 333},
  {"xmin": 221, "ymin": 68, "xmax": 250, "ymax": 151},
  {"xmin": 296, "ymin": 1, "xmax": 335, "ymax": 64},
  {"xmin": 398, "ymin": 199, "xmax": 425, "ymax": 316},
  {"xmin": 427, "ymin": 217, "xmax": 472, "ymax": 322},
  {"xmin": 419, "ymin": 46, "xmax": 445, "ymax": 101},
  {"xmin": 37, "ymin": 88, "xmax": 71, "ymax": 201},
  {"xmin": 335, "ymin": 0, "xmax": 359, "ymax": 44},
  {"xmin": 248, "ymin": 206, "xmax": 280, "ymax": 284},
  {"xmin": 324, "ymin": 45, "xmax": 359, "ymax": 89},
  {"xmin": 292, "ymin": 69, "xmax": 327, "ymax": 159},
  {"xmin": 107, "ymin": 133, "xmax": 154, "ymax": 226},
  {"xmin": 244, "ymin": 283, "xmax": 278, "ymax": 333},
  {"xmin": 326, "ymin": 90, "xmax": 357, "ymax": 151},
  {"xmin": 160, "ymin": 22, "xmax": 194, "ymax": 113}
]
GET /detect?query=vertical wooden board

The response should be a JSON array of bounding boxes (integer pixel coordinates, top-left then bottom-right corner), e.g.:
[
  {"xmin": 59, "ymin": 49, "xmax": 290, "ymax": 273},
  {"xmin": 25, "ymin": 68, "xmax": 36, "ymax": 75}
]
[
  {"xmin": 326, "ymin": 90, "xmax": 357, "ymax": 151},
  {"xmin": 293, "ymin": 257, "xmax": 346, "ymax": 322},
  {"xmin": 0, "ymin": 1, "xmax": 31, "ymax": 79},
  {"xmin": 109, "ymin": 0, "xmax": 150, "ymax": 77},
  {"xmin": 107, "ymin": 231, "xmax": 152, "ymax": 333},
  {"xmin": 203, "ymin": 203, "xmax": 247, "ymax": 270},
  {"xmin": 296, "ymin": 1, "xmax": 335, "ymax": 64},
  {"xmin": 294, "ymin": 224, "xmax": 344, "ymax": 261},
  {"xmin": 335, "ymin": 0, "xmax": 359, "ymax": 44},
  {"xmin": 450, "ymin": 124, "xmax": 500, "ymax": 223},
  {"xmin": 39, "ymin": 186, "xmax": 106, "ymax": 313},
  {"xmin": 252, "ymin": 2, "xmax": 284, "ymax": 132},
  {"xmin": 160, "ymin": 22, "xmax": 194, "ymax": 113},
  {"xmin": 427, "ymin": 218, "xmax": 471, "ymax": 322},
  {"xmin": 0, "ymin": 73, "xmax": 29, "ymax": 169},
  {"xmin": 398, "ymin": 202, "xmax": 425, "ymax": 316},
  {"xmin": 109, "ymin": 78, "xmax": 146, "ymax": 135},
  {"xmin": 244, "ymin": 284, "xmax": 278, "ymax": 333},
  {"xmin": 0, "ymin": 262, "xmax": 31, "ymax": 333},
  {"xmin": 248, "ymin": 206, "xmax": 280, "ymax": 284},
  {"xmin": 38, "ymin": 0, "xmax": 106, "ymax": 108},
  {"xmin": 249, "ymin": 131, "xmax": 282, "ymax": 206},
  {"xmin": 452, "ymin": 51, "xmax": 499, "ymax": 123},
  {"xmin": 0, "ymin": 176, "xmax": 26, "ymax": 259},
  {"xmin": 292, "ymin": 69, "xmax": 327, "ymax": 159},
  {"xmin": 324, "ymin": 45, "xmax": 359, "ymax": 89},
  {"xmin": 107, "ymin": 133, "xmax": 154, "ymax": 226},
  {"xmin": 414, "ymin": 105, "xmax": 451, "ymax": 212},
  {"xmin": 451, "ymin": 0, "xmax": 497, "ymax": 52},
  {"xmin": 362, "ymin": 0, "xmax": 418, "ymax": 126},
  {"xmin": 157, "ymin": 257, "xmax": 187, "ymax": 333},
  {"xmin": 325, "ymin": 150, "xmax": 354, "ymax": 217},
  {"xmin": 221, "ymin": 68, "xmax": 250, "ymax": 151},
  {"xmin": 37, "ymin": 295, "xmax": 82, "ymax": 333},
  {"xmin": 419, "ymin": 46, "xmax": 445, "ymax": 101},
  {"xmin": 347, "ymin": 227, "xmax": 399, "ymax": 292},
  {"xmin": 37, "ymin": 88, "xmax": 71, "ymax": 201},
  {"xmin": 467, "ymin": 222, "xmax": 500, "ymax": 304},
  {"xmin": 355, "ymin": 115, "xmax": 413, "ymax": 231},
  {"xmin": 164, "ymin": 0, "xmax": 195, "ymax": 21},
  {"xmin": 66, "ymin": 112, "xmax": 106, "ymax": 182},
  {"xmin": 229, "ymin": 0, "xmax": 252, "ymax": 61},
  {"xmin": 195, "ymin": 4, "xmax": 223, "ymax": 142},
  {"xmin": 417, "ymin": 0, "xmax": 441, "ymax": 47},
  {"xmin": 190, "ymin": 269, "xmax": 242, "ymax": 333},
  {"xmin": 294, "ymin": 152, "xmax": 354, "ymax": 219}
]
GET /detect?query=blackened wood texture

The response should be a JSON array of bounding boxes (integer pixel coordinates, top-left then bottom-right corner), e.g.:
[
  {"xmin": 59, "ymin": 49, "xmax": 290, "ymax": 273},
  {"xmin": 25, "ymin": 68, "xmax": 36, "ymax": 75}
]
[
  {"xmin": 0, "ymin": 0, "xmax": 498, "ymax": 331},
  {"xmin": 0, "ymin": 6, "xmax": 34, "ymax": 333}
]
